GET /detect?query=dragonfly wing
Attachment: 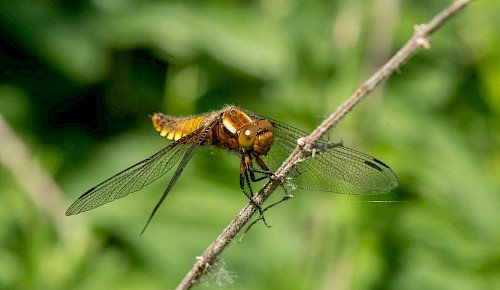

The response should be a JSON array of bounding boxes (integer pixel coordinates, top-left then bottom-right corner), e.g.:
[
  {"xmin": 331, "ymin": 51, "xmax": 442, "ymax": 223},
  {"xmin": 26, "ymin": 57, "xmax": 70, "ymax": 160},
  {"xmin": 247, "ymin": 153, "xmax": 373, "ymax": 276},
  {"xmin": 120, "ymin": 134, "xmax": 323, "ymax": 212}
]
[
  {"xmin": 265, "ymin": 119, "xmax": 398, "ymax": 195},
  {"xmin": 66, "ymin": 135, "xmax": 194, "ymax": 215},
  {"xmin": 140, "ymin": 120, "xmax": 216, "ymax": 234},
  {"xmin": 291, "ymin": 143, "xmax": 398, "ymax": 194}
]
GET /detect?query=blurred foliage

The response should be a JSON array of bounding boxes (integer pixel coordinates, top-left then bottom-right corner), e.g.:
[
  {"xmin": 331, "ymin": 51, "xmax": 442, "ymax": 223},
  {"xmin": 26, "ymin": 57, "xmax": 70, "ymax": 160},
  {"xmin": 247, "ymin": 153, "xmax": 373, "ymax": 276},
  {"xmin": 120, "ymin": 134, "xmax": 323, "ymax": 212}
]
[{"xmin": 1, "ymin": 0, "xmax": 499, "ymax": 289}]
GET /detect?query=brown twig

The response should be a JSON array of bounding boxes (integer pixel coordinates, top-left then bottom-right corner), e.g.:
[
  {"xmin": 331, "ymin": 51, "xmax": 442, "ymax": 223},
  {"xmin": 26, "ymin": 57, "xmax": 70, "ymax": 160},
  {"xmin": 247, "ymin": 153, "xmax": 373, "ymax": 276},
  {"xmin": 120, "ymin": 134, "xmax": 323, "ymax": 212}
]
[{"xmin": 175, "ymin": 1, "xmax": 471, "ymax": 289}]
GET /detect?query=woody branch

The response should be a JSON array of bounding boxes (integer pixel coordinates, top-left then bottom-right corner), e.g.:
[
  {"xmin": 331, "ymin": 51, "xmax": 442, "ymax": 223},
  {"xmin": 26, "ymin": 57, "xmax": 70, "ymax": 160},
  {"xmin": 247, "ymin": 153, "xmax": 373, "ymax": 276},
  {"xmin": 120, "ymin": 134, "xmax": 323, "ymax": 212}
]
[{"xmin": 176, "ymin": 1, "xmax": 472, "ymax": 289}]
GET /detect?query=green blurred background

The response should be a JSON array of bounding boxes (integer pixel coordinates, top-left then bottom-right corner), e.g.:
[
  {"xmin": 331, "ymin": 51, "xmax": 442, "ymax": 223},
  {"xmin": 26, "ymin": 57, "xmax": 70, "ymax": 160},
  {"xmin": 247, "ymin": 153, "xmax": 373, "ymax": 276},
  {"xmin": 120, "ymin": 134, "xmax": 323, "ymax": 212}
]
[{"xmin": 1, "ymin": 0, "xmax": 499, "ymax": 289}]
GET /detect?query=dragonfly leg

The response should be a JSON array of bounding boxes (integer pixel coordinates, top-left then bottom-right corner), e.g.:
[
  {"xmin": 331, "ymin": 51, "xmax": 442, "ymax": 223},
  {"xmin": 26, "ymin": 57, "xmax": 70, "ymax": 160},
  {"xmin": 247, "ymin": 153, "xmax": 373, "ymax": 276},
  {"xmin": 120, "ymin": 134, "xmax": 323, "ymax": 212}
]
[
  {"xmin": 247, "ymin": 154, "xmax": 275, "ymax": 182},
  {"xmin": 262, "ymin": 193, "xmax": 293, "ymax": 212},
  {"xmin": 250, "ymin": 153, "xmax": 294, "ymax": 211},
  {"xmin": 240, "ymin": 155, "xmax": 270, "ymax": 228},
  {"xmin": 313, "ymin": 139, "xmax": 344, "ymax": 151},
  {"xmin": 239, "ymin": 193, "xmax": 293, "ymax": 241}
]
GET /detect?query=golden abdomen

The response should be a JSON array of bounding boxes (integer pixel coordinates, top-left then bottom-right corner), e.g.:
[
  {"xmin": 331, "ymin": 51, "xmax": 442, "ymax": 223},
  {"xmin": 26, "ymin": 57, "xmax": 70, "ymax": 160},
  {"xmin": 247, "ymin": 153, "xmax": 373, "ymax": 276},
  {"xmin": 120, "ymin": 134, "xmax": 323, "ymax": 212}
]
[{"xmin": 152, "ymin": 113, "xmax": 211, "ymax": 141}]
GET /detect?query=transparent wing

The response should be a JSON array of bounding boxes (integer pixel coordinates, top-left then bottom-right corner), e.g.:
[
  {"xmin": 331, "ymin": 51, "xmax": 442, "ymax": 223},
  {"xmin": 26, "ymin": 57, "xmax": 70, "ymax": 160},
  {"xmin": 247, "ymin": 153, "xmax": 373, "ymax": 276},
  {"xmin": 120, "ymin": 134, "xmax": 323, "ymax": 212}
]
[
  {"xmin": 139, "ymin": 120, "xmax": 216, "ymax": 234},
  {"xmin": 66, "ymin": 134, "xmax": 197, "ymax": 215},
  {"xmin": 262, "ymin": 118, "xmax": 398, "ymax": 195}
]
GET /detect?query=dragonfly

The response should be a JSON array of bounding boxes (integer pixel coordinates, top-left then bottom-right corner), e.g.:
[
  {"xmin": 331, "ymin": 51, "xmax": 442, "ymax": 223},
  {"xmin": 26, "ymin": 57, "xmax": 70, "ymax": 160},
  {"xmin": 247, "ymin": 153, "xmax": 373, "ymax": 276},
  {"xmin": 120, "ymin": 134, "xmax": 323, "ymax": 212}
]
[{"xmin": 66, "ymin": 105, "xmax": 398, "ymax": 233}]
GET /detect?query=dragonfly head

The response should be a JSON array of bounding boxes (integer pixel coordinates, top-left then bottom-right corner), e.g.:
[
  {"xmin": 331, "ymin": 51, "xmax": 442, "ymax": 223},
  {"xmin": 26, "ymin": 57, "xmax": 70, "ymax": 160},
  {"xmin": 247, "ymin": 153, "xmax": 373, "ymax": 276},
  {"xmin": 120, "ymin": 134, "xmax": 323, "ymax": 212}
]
[
  {"xmin": 221, "ymin": 108, "xmax": 274, "ymax": 155},
  {"xmin": 239, "ymin": 119, "xmax": 274, "ymax": 155}
]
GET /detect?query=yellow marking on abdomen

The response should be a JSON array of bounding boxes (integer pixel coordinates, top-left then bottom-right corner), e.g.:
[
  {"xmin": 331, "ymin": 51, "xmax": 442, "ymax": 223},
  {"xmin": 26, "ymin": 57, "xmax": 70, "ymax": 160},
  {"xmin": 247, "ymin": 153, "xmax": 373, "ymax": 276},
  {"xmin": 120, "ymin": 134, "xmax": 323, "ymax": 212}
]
[{"xmin": 152, "ymin": 114, "xmax": 210, "ymax": 141}]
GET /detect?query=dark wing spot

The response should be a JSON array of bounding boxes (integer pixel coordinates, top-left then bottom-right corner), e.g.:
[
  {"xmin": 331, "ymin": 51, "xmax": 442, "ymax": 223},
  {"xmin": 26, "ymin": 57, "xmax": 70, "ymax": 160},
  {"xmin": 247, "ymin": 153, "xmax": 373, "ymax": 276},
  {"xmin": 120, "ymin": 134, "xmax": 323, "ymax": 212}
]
[
  {"xmin": 373, "ymin": 158, "xmax": 390, "ymax": 169},
  {"xmin": 364, "ymin": 160, "xmax": 383, "ymax": 172}
]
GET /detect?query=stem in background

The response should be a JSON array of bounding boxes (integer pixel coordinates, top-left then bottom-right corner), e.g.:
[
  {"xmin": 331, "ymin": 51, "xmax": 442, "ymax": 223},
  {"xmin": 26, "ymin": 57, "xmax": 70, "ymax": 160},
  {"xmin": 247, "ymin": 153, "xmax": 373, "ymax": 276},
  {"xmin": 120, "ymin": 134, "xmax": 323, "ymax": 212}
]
[
  {"xmin": 0, "ymin": 114, "xmax": 66, "ymax": 234},
  {"xmin": 176, "ymin": 1, "xmax": 472, "ymax": 289}
]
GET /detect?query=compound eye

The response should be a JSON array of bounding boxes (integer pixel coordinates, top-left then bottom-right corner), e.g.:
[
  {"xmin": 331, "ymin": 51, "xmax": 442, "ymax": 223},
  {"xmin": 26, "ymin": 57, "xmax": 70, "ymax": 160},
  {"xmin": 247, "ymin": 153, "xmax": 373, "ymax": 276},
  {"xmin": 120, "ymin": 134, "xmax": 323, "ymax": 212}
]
[
  {"xmin": 238, "ymin": 125, "xmax": 258, "ymax": 150},
  {"xmin": 256, "ymin": 119, "xmax": 273, "ymax": 132}
]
